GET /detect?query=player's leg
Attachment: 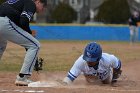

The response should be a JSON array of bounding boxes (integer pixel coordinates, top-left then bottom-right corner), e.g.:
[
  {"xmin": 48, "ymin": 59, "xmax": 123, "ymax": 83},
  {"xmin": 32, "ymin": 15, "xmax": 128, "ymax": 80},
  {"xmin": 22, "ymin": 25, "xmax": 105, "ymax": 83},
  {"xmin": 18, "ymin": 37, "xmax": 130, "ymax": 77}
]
[
  {"xmin": 129, "ymin": 26, "xmax": 134, "ymax": 43},
  {"xmin": 25, "ymin": 48, "xmax": 43, "ymax": 71},
  {"xmin": 134, "ymin": 26, "xmax": 139, "ymax": 42},
  {"xmin": 0, "ymin": 38, "xmax": 7, "ymax": 60},
  {"xmin": 0, "ymin": 18, "xmax": 8, "ymax": 60},
  {"xmin": 1, "ymin": 17, "xmax": 40, "ymax": 85}
]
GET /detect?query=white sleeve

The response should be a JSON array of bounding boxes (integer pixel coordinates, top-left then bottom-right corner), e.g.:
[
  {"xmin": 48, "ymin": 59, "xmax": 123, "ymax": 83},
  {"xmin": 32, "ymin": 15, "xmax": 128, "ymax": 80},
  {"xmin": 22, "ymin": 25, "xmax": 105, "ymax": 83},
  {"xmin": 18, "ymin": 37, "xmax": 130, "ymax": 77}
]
[
  {"xmin": 67, "ymin": 55, "xmax": 84, "ymax": 81},
  {"xmin": 110, "ymin": 55, "xmax": 121, "ymax": 69}
]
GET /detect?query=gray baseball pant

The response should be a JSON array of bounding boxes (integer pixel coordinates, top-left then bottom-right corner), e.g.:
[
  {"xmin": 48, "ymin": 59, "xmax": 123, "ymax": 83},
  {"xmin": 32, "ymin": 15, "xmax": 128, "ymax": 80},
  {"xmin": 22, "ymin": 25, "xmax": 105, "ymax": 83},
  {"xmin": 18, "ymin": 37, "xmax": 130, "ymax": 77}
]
[{"xmin": 0, "ymin": 16, "xmax": 40, "ymax": 75}]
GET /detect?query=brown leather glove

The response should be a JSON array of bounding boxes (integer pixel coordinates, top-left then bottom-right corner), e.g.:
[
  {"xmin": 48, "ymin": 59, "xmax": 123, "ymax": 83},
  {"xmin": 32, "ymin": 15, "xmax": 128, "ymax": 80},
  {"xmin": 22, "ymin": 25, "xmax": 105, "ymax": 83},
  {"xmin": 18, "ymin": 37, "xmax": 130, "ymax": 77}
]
[
  {"xmin": 34, "ymin": 57, "xmax": 44, "ymax": 72},
  {"xmin": 112, "ymin": 69, "xmax": 122, "ymax": 83}
]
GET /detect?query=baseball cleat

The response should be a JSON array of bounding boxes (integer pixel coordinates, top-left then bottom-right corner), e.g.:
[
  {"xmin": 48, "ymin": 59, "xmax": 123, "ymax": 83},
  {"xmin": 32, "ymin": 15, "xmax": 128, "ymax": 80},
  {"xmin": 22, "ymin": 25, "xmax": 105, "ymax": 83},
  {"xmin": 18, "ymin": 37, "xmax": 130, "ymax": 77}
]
[{"xmin": 15, "ymin": 75, "xmax": 33, "ymax": 86}]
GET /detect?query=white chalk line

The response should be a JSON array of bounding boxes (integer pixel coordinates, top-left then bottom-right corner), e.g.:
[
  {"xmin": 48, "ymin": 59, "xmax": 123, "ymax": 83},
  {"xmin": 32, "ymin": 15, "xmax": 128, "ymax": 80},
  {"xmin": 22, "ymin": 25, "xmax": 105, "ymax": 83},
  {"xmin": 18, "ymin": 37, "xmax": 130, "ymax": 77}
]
[
  {"xmin": 1, "ymin": 88, "xmax": 140, "ymax": 92},
  {"xmin": 63, "ymin": 86, "xmax": 140, "ymax": 92},
  {"xmin": 1, "ymin": 89, "xmax": 44, "ymax": 93},
  {"xmin": 100, "ymin": 88, "xmax": 140, "ymax": 92}
]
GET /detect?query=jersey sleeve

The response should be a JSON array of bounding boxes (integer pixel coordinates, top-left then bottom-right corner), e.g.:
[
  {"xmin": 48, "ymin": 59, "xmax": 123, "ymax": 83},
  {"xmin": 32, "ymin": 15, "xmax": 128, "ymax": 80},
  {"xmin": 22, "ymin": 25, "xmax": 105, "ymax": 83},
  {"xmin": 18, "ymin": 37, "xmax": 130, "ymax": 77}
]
[
  {"xmin": 21, "ymin": 0, "xmax": 36, "ymax": 21},
  {"xmin": 67, "ymin": 55, "xmax": 84, "ymax": 81},
  {"xmin": 20, "ymin": 0, "xmax": 36, "ymax": 34},
  {"xmin": 110, "ymin": 55, "xmax": 121, "ymax": 69}
]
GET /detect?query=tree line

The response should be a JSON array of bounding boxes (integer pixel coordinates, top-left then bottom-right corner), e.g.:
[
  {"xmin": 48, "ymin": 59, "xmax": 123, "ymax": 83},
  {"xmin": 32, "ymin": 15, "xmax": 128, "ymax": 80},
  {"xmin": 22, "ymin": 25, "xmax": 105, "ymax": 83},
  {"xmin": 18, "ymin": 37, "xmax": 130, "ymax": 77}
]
[{"xmin": 0, "ymin": 0, "xmax": 130, "ymax": 24}]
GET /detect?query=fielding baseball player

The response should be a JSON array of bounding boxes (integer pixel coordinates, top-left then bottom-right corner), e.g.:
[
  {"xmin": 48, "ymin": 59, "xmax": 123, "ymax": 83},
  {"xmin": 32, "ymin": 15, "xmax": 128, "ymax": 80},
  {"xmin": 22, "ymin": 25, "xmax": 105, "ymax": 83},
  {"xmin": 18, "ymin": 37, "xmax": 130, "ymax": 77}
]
[
  {"xmin": 128, "ymin": 11, "xmax": 140, "ymax": 43},
  {"xmin": 0, "ymin": 0, "xmax": 46, "ymax": 86},
  {"xmin": 63, "ymin": 42, "xmax": 122, "ymax": 85}
]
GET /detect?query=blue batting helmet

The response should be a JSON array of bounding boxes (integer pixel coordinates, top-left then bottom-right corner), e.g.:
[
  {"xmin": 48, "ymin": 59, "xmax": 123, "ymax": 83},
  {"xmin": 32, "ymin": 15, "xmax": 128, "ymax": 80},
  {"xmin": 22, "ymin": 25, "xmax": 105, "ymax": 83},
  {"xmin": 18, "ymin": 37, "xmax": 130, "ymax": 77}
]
[{"xmin": 83, "ymin": 42, "xmax": 102, "ymax": 62}]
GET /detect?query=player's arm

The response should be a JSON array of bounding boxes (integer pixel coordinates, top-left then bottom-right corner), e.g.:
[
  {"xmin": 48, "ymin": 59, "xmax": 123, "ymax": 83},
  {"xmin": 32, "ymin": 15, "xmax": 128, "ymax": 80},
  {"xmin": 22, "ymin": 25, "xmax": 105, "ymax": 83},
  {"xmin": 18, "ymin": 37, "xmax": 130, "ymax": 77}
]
[
  {"xmin": 110, "ymin": 55, "xmax": 122, "ymax": 82},
  {"xmin": 20, "ymin": 16, "xmax": 32, "ymax": 34},
  {"xmin": 63, "ymin": 65, "xmax": 81, "ymax": 85},
  {"xmin": 63, "ymin": 55, "xmax": 83, "ymax": 84},
  {"xmin": 20, "ymin": 0, "xmax": 36, "ymax": 34},
  {"xmin": 128, "ymin": 17, "xmax": 133, "ymax": 26},
  {"xmin": 112, "ymin": 60, "xmax": 122, "ymax": 79}
]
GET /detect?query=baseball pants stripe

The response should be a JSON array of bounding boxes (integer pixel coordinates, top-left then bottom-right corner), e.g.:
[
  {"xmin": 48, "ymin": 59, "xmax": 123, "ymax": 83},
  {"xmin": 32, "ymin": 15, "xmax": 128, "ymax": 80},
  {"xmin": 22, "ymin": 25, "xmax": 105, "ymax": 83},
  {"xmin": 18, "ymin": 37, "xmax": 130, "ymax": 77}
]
[
  {"xmin": 0, "ymin": 17, "xmax": 40, "ymax": 74},
  {"xmin": 9, "ymin": 20, "xmax": 39, "ymax": 73}
]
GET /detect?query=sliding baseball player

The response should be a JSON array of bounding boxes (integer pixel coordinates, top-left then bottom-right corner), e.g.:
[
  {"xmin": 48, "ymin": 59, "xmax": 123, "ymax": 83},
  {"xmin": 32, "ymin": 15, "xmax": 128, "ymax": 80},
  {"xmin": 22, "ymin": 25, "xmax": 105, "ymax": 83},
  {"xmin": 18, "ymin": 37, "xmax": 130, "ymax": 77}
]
[{"xmin": 63, "ymin": 42, "xmax": 122, "ymax": 85}]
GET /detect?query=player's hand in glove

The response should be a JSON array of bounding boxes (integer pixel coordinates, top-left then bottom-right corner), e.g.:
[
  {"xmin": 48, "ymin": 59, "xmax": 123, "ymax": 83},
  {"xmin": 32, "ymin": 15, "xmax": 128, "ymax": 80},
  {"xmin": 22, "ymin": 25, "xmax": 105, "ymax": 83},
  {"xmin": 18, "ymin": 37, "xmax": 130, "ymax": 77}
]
[
  {"xmin": 34, "ymin": 57, "xmax": 44, "ymax": 72},
  {"xmin": 112, "ymin": 69, "xmax": 122, "ymax": 83},
  {"xmin": 112, "ymin": 60, "xmax": 122, "ymax": 83}
]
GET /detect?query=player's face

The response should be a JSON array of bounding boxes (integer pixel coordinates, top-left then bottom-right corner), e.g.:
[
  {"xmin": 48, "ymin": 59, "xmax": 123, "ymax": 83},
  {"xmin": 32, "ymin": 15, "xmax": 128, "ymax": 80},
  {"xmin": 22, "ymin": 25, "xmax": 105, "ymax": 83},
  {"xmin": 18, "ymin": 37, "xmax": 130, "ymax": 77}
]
[
  {"xmin": 35, "ymin": 0, "xmax": 45, "ymax": 13},
  {"xmin": 87, "ymin": 61, "xmax": 98, "ymax": 67}
]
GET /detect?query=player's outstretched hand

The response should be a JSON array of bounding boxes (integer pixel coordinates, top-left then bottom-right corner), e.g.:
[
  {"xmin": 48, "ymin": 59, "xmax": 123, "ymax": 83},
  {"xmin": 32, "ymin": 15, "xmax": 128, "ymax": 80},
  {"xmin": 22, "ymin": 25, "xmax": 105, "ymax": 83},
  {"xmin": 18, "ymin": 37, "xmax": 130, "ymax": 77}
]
[{"xmin": 56, "ymin": 79, "xmax": 69, "ymax": 86}]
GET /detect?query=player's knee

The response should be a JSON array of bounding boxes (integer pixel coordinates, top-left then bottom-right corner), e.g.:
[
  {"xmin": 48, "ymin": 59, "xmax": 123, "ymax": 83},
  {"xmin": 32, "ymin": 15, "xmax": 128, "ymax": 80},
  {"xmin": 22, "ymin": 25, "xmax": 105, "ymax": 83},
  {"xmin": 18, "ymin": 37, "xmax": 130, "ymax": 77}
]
[
  {"xmin": 33, "ymin": 39, "xmax": 40, "ymax": 48},
  {"xmin": 30, "ymin": 41, "xmax": 40, "ymax": 51},
  {"xmin": 35, "ymin": 42, "xmax": 41, "ymax": 50}
]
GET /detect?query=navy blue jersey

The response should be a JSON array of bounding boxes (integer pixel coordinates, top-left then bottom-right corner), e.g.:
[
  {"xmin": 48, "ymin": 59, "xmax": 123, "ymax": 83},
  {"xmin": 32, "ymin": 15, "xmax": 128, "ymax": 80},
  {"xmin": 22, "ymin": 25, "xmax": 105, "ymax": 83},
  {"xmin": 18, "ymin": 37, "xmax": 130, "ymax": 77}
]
[
  {"xmin": 129, "ymin": 16, "xmax": 140, "ymax": 26},
  {"xmin": 0, "ymin": 0, "xmax": 36, "ymax": 34}
]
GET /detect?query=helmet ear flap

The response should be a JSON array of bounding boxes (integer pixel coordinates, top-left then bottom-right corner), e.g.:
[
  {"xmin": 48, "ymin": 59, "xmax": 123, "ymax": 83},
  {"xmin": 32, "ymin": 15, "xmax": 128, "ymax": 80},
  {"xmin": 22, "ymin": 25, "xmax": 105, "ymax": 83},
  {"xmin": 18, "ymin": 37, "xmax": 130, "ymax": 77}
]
[{"xmin": 96, "ymin": 58, "xmax": 100, "ymax": 62}]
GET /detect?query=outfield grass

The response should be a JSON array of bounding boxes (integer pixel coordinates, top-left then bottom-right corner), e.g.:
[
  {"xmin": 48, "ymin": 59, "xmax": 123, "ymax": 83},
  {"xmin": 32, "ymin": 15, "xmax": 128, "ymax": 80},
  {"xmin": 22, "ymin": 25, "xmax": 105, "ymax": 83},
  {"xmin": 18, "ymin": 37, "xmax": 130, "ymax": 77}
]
[{"xmin": 0, "ymin": 40, "xmax": 140, "ymax": 72}]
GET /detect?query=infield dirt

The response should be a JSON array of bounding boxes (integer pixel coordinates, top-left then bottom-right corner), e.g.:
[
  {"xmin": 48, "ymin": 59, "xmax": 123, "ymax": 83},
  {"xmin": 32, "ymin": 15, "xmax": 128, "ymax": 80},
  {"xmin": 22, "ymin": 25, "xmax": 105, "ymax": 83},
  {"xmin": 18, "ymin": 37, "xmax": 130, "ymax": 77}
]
[{"xmin": 0, "ymin": 41, "xmax": 140, "ymax": 93}]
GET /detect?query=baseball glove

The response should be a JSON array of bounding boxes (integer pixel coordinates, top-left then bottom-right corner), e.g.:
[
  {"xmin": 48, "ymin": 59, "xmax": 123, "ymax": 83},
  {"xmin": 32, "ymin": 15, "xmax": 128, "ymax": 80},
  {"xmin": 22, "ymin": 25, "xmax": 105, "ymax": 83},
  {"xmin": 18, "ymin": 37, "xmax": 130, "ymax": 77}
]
[
  {"xmin": 34, "ymin": 57, "xmax": 44, "ymax": 71},
  {"xmin": 112, "ymin": 69, "xmax": 122, "ymax": 83}
]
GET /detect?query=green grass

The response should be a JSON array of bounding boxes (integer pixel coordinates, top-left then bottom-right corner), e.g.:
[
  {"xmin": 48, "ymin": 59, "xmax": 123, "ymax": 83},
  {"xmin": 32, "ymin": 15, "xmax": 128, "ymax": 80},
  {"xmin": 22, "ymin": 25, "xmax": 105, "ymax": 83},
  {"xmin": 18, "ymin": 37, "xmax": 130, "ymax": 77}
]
[{"xmin": 0, "ymin": 40, "xmax": 140, "ymax": 72}]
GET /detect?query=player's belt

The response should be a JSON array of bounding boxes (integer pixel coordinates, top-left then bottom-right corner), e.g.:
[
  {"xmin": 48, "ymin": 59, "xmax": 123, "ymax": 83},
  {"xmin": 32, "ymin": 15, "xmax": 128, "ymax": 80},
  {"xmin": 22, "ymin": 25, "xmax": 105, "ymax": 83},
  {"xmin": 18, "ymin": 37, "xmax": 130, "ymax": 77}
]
[{"xmin": 0, "ymin": 15, "xmax": 5, "ymax": 17}]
